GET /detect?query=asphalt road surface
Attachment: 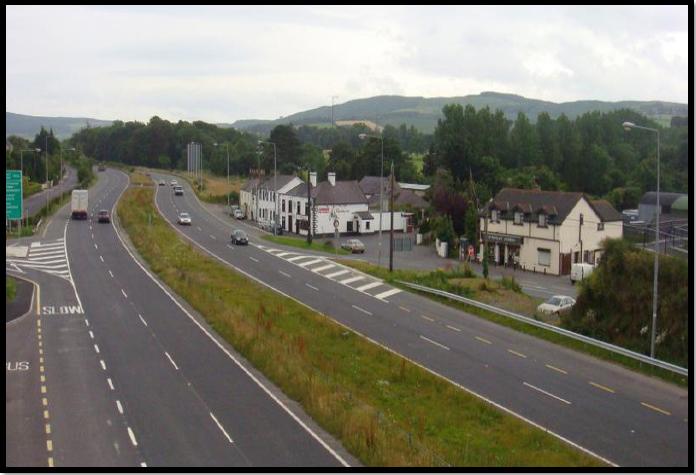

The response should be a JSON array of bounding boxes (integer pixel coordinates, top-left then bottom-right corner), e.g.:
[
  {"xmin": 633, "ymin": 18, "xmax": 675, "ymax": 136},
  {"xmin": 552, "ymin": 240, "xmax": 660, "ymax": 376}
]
[
  {"xmin": 151, "ymin": 172, "xmax": 689, "ymax": 468},
  {"xmin": 23, "ymin": 166, "xmax": 78, "ymax": 218},
  {"xmin": 6, "ymin": 169, "xmax": 352, "ymax": 468}
]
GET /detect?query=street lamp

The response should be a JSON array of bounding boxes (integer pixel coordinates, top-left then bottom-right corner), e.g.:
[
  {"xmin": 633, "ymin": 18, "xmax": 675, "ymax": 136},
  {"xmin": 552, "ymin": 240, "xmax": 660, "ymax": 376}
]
[
  {"xmin": 214, "ymin": 142, "xmax": 231, "ymax": 208},
  {"xmin": 61, "ymin": 146, "xmax": 76, "ymax": 183},
  {"xmin": 19, "ymin": 148, "xmax": 41, "ymax": 233},
  {"xmin": 359, "ymin": 132, "xmax": 385, "ymax": 267},
  {"xmin": 623, "ymin": 121, "xmax": 661, "ymax": 358},
  {"xmin": 258, "ymin": 140, "xmax": 277, "ymax": 235}
]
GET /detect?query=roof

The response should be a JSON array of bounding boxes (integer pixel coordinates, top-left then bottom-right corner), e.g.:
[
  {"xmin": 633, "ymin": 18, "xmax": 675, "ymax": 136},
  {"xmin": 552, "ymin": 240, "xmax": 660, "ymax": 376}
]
[
  {"xmin": 241, "ymin": 177, "xmax": 260, "ymax": 192},
  {"xmin": 589, "ymin": 200, "xmax": 623, "ymax": 222},
  {"xmin": 258, "ymin": 174, "xmax": 300, "ymax": 192},
  {"xmin": 284, "ymin": 180, "xmax": 368, "ymax": 205},
  {"xmin": 398, "ymin": 182, "xmax": 430, "ymax": 191},
  {"xmin": 484, "ymin": 188, "xmax": 584, "ymax": 224},
  {"xmin": 358, "ymin": 176, "xmax": 400, "ymax": 196},
  {"xmin": 354, "ymin": 211, "xmax": 374, "ymax": 220},
  {"xmin": 395, "ymin": 189, "xmax": 429, "ymax": 209},
  {"xmin": 639, "ymin": 192, "xmax": 687, "ymax": 207}
]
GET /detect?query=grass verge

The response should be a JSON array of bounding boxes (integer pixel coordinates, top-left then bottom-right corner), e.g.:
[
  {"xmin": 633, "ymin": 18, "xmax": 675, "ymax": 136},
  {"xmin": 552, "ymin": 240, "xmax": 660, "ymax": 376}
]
[
  {"xmin": 166, "ymin": 169, "xmax": 242, "ymax": 204},
  {"xmin": 337, "ymin": 260, "xmax": 688, "ymax": 388},
  {"xmin": 262, "ymin": 234, "xmax": 351, "ymax": 255},
  {"xmin": 116, "ymin": 183, "xmax": 605, "ymax": 467},
  {"xmin": 6, "ymin": 276, "xmax": 17, "ymax": 303}
]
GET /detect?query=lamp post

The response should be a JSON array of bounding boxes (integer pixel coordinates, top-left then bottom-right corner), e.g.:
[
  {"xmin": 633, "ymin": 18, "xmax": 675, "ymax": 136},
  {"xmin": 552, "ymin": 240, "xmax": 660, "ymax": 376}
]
[
  {"xmin": 61, "ymin": 146, "xmax": 76, "ymax": 184},
  {"xmin": 359, "ymin": 133, "xmax": 384, "ymax": 267},
  {"xmin": 19, "ymin": 148, "xmax": 42, "ymax": 232},
  {"xmin": 623, "ymin": 121, "xmax": 660, "ymax": 358},
  {"xmin": 258, "ymin": 140, "xmax": 277, "ymax": 235}
]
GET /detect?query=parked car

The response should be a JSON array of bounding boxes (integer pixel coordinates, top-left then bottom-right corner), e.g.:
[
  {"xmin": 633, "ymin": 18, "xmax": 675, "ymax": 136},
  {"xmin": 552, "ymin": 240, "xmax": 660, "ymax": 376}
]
[
  {"xmin": 233, "ymin": 208, "xmax": 245, "ymax": 220},
  {"xmin": 97, "ymin": 209, "xmax": 111, "ymax": 223},
  {"xmin": 537, "ymin": 295, "xmax": 576, "ymax": 316},
  {"xmin": 231, "ymin": 229, "xmax": 249, "ymax": 245},
  {"xmin": 570, "ymin": 263, "xmax": 595, "ymax": 284},
  {"xmin": 158, "ymin": 180, "xmax": 166, "ymax": 186},
  {"xmin": 341, "ymin": 239, "xmax": 365, "ymax": 253},
  {"xmin": 177, "ymin": 212, "xmax": 192, "ymax": 225},
  {"xmin": 174, "ymin": 186, "xmax": 184, "ymax": 196}
]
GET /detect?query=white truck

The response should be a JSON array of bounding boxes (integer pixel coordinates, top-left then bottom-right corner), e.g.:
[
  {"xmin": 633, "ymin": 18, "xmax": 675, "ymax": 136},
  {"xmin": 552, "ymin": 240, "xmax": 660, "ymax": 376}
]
[{"xmin": 71, "ymin": 190, "xmax": 89, "ymax": 220}]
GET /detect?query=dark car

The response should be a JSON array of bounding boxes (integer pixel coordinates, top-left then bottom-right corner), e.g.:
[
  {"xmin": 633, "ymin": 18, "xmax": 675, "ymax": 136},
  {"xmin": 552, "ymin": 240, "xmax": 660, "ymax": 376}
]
[
  {"xmin": 231, "ymin": 229, "xmax": 248, "ymax": 245},
  {"xmin": 97, "ymin": 209, "xmax": 111, "ymax": 223}
]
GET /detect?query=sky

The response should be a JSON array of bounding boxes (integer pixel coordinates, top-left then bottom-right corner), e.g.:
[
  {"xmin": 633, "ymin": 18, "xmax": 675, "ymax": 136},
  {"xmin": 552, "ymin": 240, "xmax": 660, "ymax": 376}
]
[{"xmin": 5, "ymin": 5, "xmax": 690, "ymax": 124}]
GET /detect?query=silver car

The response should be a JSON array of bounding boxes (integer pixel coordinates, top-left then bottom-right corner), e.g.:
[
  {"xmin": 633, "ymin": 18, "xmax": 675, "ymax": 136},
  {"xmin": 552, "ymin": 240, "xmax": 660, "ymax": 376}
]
[
  {"xmin": 537, "ymin": 295, "xmax": 576, "ymax": 316},
  {"xmin": 341, "ymin": 239, "xmax": 365, "ymax": 253},
  {"xmin": 177, "ymin": 212, "xmax": 192, "ymax": 225}
]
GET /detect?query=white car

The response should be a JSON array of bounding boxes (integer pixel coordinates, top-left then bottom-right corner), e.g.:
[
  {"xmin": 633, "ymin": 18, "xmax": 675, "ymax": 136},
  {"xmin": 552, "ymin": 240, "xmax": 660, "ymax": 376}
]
[
  {"xmin": 233, "ymin": 209, "xmax": 244, "ymax": 219},
  {"xmin": 537, "ymin": 295, "xmax": 576, "ymax": 316},
  {"xmin": 570, "ymin": 263, "xmax": 595, "ymax": 284},
  {"xmin": 170, "ymin": 180, "xmax": 178, "ymax": 186},
  {"xmin": 177, "ymin": 212, "xmax": 192, "ymax": 225}
]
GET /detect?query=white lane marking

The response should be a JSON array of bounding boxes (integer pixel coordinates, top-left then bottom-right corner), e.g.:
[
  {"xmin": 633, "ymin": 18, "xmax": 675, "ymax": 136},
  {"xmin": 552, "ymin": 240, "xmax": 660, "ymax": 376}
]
[
  {"xmin": 355, "ymin": 281, "xmax": 383, "ymax": 292},
  {"xmin": 589, "ymin": 381, "xmax": 615, "ymax": 394},
  {"xmin": 324, "ymin": 269, "xmax": 350, "ymax": 279},
  {"xmin": 374, "ymin": 288, "xmax": 402, "ymax": 300},
  {"xmin": 340, "ymin": 276, "xmax": 364, "ymax": 285},
  {"xmin": 249, "ymin": 256, "xmax": 259, "ymax": 263},
  {"xmin": 107, "ymin": 378, "xmax": 114, "ymax": 390},
  {"xmin": 446, "ymin": 325, "xmax": 461, "ymax": 332},
  {"xmin": 164, "ymin": 352, "xmax": 179, "ymax": 370},
  {"xmin": 287, "ymin": 255, "xmax": 314, "ymax": 263},
  {"xmin": 297, "ymin": 258, "xmax": 323, "ymax": 268},
  {"xmin": 196, "ymin": 226, "xmax": 202, "ymax": 231},
  {"xmin": 100, "ymin": 360, "xmax": 106, "ymax": 370},
  {"xmin": 421, "ymin": 315, "xmax": 434, "ymax": 322},
  {"xmin": 116, "ymin": 400, "xmax": 124, "ymax": 414},
  {"xmin": 305, "ymin": 283, "xmax": 319, "ymax": 291},
  {"xmin": 121, "ymin": 289, "xmax": 128, "ymax": 299},
  {"xmin": 210, "ymin": 412, "xmax": 234, "ymax": 444},
  {"xmin": 310, "ymin": 260, "xmax": 337, "ymax": 271},
  {"xmin": 138, "ymin": 314, "xmax": 148, "ymax": 326},
  {"xmin": 275, "ymin": 252, "xmax": 296, "ymax": 257},
  {"xmin": 278, "ymin": 270, "xmax": 291, "ymax": 278},
  {"xmin": 89, "ymin": 331, "xmax": 94, "ymax": 339},
  {"xmin": 209, "ymin": 234, "xmax": 216, "ymax": 240},
  {"xmin": 85, "ymin": 319, "xmax": 89, "ymax": 327},
  {"xmin": 508, "ymin": 349, "xmax": 527, "ymax": 358},
  {"xmin": 94, "ymin": 344, "xmax": 100, "ymax": 354},
  {"xmin": 476, "ymin": 336, "xmax": 492, "ymax": 345},
  {"xmin": 99, "ymin": 255, "xmax": 104, "ymax": 262},
  {"xmin": 351, "ymin": 304, "xmax": 372, "ymax": 316},
  {"xmin": 140, "ymin": 463, "xmax": 147, "ymax": 467},
  {"xmin": 545, "ymin": 364, "xmax": 568, "ymax": 375},
  {"xmin": 109, "ymin": 270, "xmax": 114, "ymax": 278},
  {"xmin": 91, "ymin": 233, "xmax": 94, "ymax": 239},
  {"xmin": 641, "ymin": 402, "xmax": 671, "ymax": 416},
  {"xmin": 523, "ymin": 382, "xmax": 572, "ymax": 405},
  {"xmin": 127, "ymin": 427, "xmax": 138, "ymax": 446},
  {"xmin": 94, "ymin": 243, "xmax": 98, "ymax": 250},
  {"xmin": 420, "ymin": 335, "xmax": 450, "ymax": 351}
]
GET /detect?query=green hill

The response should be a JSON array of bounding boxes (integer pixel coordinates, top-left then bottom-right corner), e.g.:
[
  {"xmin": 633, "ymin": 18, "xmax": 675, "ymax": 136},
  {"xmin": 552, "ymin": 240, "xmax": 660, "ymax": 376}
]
[
  {"xmin": 230, "ymin": 92, "xmax": 688, "ymax": 134},
  {"xmin": 6, "ymin": 112, "xmax": 113, "ymax": 139}
]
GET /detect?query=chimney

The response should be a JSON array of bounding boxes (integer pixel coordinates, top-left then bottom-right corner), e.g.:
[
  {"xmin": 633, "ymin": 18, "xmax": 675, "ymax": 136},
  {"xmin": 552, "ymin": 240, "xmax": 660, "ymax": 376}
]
[
  {"xmin": 309, "ymin": 171, "xmax": 317, "ymax": 187},
  {"xmin": 327, "ymin": 172, "xmax": 336, "ymax": 186}
]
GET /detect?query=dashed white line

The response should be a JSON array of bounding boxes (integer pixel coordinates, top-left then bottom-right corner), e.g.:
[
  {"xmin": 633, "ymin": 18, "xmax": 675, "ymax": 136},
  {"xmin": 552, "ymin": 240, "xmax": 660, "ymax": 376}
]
[
  {"xmin": 351, "ymin": 304, "xmax": 372, "ymax": 316},
  {"xmin": 420, "ymin": 315, "xmax": 434, "ymax": 322},
  {"xmin": 94, "ymin": 243, "xmax": 98, "ymax": 250},
  {"xmin": 138, "ymin": 314, "xmax": 148, "ymax": 326},
  {"xmin": 89, "ymin": 331, "xmax": 94, "ymax": 339},
  {"xmin": 523, "ymin": 382, "xmax": 572, "ymax": 405},
  {"xmin": 94, "ymin": 344, "xmax": 100, "ymax": 354},
  {"xmin": 446, "ymin": 325, "xmax": 461, "ymax": 332},
  {"xmin": 420, "ymin": 335, "xmax": 450, "ymax": 351},
  {"xmin": 508, "ymin": 349, "xmax": 527, "ymax": 358},
  {"xmin": 107, "ymin": 378, "xmax": 114, "ymax": 390},
  {"xmin": 121, "ymin": 289, "xmax": 128, "ymax": 298},
  {"xmin": 108, "ymin": 270, "xmax": 114, "ymax": 278},
  {"xmin": 164, "ymin": 352, "xmax": 179, "ymax": 370},
  {"xmin": 85, "ymin": 319, "xmax": 89, "ymax": 327},
  {"xmin": 249, "ymin": 256, "xmax": 259, "ymax": 263},
  {"xmin": 278, "ymin": 270, "xmax": 291, "ymax": 278},
  {"xmin": 210, "ymin": 412, "xmax": 234, "ymax": 444},
  {"xmin": 116, "ymin": 400, "xmax": 124, "ymax": 414},
  {"xmin": 127, "ymin": 427, "xmax": 138, "ymax": 446},
  {"xmin": 99, "ymin": 255, "xmax": 104, "ymax": 262},
  {"xmin": 476, "ymin": 336, "xmax": 492, "ymax": 345},
  {"xmin": 209, "ymin": 234, "xmax": 217, "ymax": 240},
  {"xmin": 100, "ymin": 360, "xmax": 106, "ymax": 370},
  {"xmin": 545, "ymin": 364, "xmax": 568, "ymax": 375},
  {"xmin": 305, "ymin": 283, "xmax": 319, "ymax": 291}
]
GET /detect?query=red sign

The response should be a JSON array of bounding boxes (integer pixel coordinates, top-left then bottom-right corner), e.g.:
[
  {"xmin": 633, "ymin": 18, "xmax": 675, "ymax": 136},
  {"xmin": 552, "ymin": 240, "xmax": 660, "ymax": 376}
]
[{"xmin": 468, "ymin": 245, "xmax": 475, "ymax": 257}]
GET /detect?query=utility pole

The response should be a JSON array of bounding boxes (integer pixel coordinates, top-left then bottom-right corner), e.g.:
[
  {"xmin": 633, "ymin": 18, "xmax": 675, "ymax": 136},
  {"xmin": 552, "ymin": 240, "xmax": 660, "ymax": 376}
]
[
  {"xmin": 578, "ymin": 213, "xmax": 584, "ymax": 263},
  {"xmin": 306, "ymin": 171, "xmax": 312, "ymax": 244},
  {"xmin": 389, "ymin": 161, "xmax": 395, "ymax": 272}
]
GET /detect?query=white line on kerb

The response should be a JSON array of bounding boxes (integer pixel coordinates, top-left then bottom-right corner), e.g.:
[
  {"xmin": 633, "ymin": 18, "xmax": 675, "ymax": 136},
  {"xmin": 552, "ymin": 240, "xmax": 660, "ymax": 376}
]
[
  {"xmin": 523, "ymin": 382, "xmax": 572, "ymax": 405},
  {"xmin": 210, "ymin": 412, "xmax": 234, "ymax": 444},
  {"xmin": 165, "ymin": 352, "xmax": 179, "ymax": 370},
  {"xmin": 121, "ymin": 289, "xmax": 128, "ymax": 299},
  {"xmin": 116, "ymin": 400, "xmax": 124, "ymax": 414},
  {"xmin": 279, "ymin": 270, "xmax": 291, "ymax": 278},
  {"xmin": 138, "ymin": 314, "xmax": 148, "ymax": 326},
  {"xmin": 351, "ymin": 304, "xmax": 372, "ymax": 316},
  {"xmin": 305, "ymin": 283, "xmax": 319, "ymax": 291},
  {"xmin": 420, "ymin": 335, "xmax": 450, "ymax": 351},
  {"xmin": 127, "ymin": 427, "xmax": 138, "ymax": 446}
]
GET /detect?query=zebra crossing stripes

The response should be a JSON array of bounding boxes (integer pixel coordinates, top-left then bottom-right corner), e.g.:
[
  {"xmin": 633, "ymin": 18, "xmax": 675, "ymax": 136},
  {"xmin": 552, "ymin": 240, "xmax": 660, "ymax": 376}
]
[{"xmin": 5, "ymin": 238, "xmax": 72, "ymax": 282}]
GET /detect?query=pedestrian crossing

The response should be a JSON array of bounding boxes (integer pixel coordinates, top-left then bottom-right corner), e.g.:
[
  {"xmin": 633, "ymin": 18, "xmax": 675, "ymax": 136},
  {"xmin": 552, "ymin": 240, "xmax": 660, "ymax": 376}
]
[
  {"xmin": 254, "ymin": 244, "xmax": 402, "ymax": 302},
  {"xmin": 5, "ymin": 238, "xmax": 72, "ymax": 282}
]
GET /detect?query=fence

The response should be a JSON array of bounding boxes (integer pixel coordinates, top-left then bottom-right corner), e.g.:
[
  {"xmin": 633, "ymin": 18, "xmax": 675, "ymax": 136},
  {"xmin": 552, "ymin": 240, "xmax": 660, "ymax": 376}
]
[
  {"xmin": 397, "ymin": 280, "xmax": 689, "ymax": 377},
  {"xmin": 624, "ymin": 223, "xmax": 689, "ymax": 258}
]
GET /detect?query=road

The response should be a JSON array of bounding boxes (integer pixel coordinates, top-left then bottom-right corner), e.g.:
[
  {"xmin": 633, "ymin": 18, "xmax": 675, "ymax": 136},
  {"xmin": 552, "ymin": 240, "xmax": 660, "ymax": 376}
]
[
  {"xmin": 23, "ymin": 165, "xmax": 78, "ymax": 219},
  {"xmin": 6, "ymin": 169, "xmax": 353, "ymax": 467},
  {"xmin": 152, "ymin": 172, "xmax": 689, "ymax": 468}
]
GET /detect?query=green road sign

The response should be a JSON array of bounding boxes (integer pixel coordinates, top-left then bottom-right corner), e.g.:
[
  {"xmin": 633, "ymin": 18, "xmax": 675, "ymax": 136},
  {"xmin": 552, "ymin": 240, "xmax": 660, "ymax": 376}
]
[{"xmin": 6, "ymin": 170, "xmax": 23, "ymax": 220}]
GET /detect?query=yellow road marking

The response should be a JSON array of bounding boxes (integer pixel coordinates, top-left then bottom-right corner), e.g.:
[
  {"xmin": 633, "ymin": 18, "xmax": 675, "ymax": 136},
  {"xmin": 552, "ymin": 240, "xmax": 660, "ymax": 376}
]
[
  {"xmin": 40, "ymin": 375, "xmax": 45, "ymax": 383},
  {"xmin": 589, "ymin": 381, "xmax": 615, "ymax": 394},
  {"xmin": 508, "ymin": 349, "xmax": 527, "ymax": 358},
  {"xmin": 39, "ymin": 357, "xmax": 44, "ymax": 364},
  {"xmin": 39, "ymin": 348, "xmax": 43, "ymax": 355},
  {"xmin": 36, "ymin": 284, "xmax": 40, "ymax": 314},
  {"xmin": 43, "ymin": 410, "xmax": 50, "ymax": 419},
  {"xmin": 48, "ymin": 457, "xmax": 54, "ymax": 467},
  {"xmin": 641, "ymin": 402, "xmax": 671, "ymax": 416},
  {"xmin": 40, "ymin": 366, "xmax": 44, "ymax": 373},
  {"xmin": 47, "ymin": 440, "xmax": 53, "ymax": 451},
  {"xmin": 42, "ymin": 398, "xmax": 48, "ymax": 406},
  {"xmin": 45, "ymin": 424, "xmax": 51, "ymax": 434},
  {"xmin": 41, "ymin": 386, "xmax": 47, "ymax": 394},
  {"xmin": 545, "ymin": 364, "xmax": 567, "ymax": 374},
  {"xmin": 475, "ymin": 336, "xmax": 492, "ymax": 345}
]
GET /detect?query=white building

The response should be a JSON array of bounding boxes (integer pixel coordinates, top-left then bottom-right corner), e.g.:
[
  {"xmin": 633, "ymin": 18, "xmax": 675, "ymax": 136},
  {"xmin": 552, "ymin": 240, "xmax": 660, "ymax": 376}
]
[
  {"xmin": 241, "ymin": 174, "xmax": 303, "ymax": 226},
  {"xmin": 480, "ymin": 188, "xmax": 623, "ymax": 275}
]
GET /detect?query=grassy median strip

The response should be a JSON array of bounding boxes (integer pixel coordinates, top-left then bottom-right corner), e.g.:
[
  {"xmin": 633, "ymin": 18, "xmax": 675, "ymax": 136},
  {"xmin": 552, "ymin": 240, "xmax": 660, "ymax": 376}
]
[
  {"xmin": 117, "ymin": 185, "xmax": 604, "ymax": 467},
  {"xmin": 6, "ymin": 276, "xmax": 17, "ymax": 303},
  {"xmin": 338, "ymin": 260, "xmax": 687, "ymax": 389},
  {"xmin": 262, "ymin": 234, "xmax": 352, "ymax": 255}
]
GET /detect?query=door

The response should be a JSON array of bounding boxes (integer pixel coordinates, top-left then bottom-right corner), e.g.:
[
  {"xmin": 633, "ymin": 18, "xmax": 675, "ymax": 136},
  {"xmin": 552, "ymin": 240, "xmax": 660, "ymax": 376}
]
[
  {"xmin": 560, "ymin": 253, "xmax": 572, "ymax": 275},
  {"xmin": 347, "ymin": 221, "xmax": 353, "ymax": 233},
  {"xmin": 288, "ymin": 216, "xmax": 293, "ymax": 233}
]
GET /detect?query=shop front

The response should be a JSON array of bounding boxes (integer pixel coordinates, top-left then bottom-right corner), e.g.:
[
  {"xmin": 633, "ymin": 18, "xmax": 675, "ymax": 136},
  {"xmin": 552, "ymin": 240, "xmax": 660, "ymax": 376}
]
[{"xmin": 481, "ymin": 232, "xmax": 523, "ymax": 267}]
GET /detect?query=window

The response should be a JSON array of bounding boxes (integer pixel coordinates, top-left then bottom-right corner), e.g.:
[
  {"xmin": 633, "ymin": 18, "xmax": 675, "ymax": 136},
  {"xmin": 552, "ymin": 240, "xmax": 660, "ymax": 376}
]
[
  {"xmin": 282, "ymin": 199, "xmax": 285, "ymax": 212},
  {"xmin": 514, "ymin": 211, "xmax": 523, "ymax": 225},
  {"xmin": 297, "ymin": 201, "xmax": 300, "ymax": 214},
  {"xmin": 597, "ymin": 222, "xmax": 604, "ymax": 231},
  {"xmin": 538, "ymin": 213, "xmax": 546, "ymax": 227},
  {"xmin": 491, "ymin": 209, "xmax": 498, "ymax": 222},
  {"xmin": 538, "ymin": 248, "xmax": 551, "ymax": 267}
]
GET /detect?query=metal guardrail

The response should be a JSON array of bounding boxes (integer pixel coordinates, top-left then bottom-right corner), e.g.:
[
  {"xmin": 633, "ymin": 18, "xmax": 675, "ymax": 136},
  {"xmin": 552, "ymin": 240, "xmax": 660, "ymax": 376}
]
[{"xmin": 397, "ymin": 280, "xmax": 689, "ymax": 377}]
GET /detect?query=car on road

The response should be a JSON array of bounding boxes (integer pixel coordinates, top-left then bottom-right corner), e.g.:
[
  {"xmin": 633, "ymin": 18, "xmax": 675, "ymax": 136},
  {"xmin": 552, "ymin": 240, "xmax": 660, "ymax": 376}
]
[
  {"xmin": 570, "ymin": 262, "xmax": 595, "ymax": 284},
  {"xmin": 158, "ymin": 180, "xmax": 166, "ymax": 186},
  {"xmin": 177, "ymin": 212, "xmax": 192, "ymax": 225},
  {"xmin": 174, "ymin": 186, "xmax": 184, "ymax": 196},
  {"xmin": 341, "ymin": 239, "xmax": 365, "ymax": 253},
  {"xmin": 536, "ymin": 295, "xmax": 576, "ymax": 316},
  {"xmin": 233, "ymin": 208, "xmax": 245, "ymax": 220},
  {"xmin": 170, "ymin": 180, "xmax": 178, "ymax": 186},
  {"xmin": 231, "ymin": 229, "xmax": 249, "ymax": 245},
  {"xmin": 97, "ymin": 209, "xmax": 111, "ymax": 223}
]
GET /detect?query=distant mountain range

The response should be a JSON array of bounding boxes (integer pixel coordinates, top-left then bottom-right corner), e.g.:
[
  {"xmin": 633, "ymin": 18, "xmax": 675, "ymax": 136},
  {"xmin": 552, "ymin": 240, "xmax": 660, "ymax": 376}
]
[
  {"xmin": 6, "ymin": 92, "xmax": 688, "ymax": 139},
  {"xmin": 226, "ymin": 92, "xmax": 688, "ymax": 134}
]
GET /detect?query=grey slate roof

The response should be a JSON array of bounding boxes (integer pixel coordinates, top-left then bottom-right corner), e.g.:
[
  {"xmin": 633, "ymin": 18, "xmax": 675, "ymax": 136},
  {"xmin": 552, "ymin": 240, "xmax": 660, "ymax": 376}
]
[
  {"xmin": 284, "ymin": 180, "xmax": 368, "ymax": 205},
  {"xmin": 483, "ymin": 188, "xmax": 583, "ymax": 225},
  {"xmin": 258, "ymin": 174, "xmax": 300, "ymax": 191},
  {"xmin": 589, "ymin": 200, "xmax": 623, "ymax": 222},
  {"xmin": 358, "ymin": 176, "xmax": 400, "ymax": 197}
]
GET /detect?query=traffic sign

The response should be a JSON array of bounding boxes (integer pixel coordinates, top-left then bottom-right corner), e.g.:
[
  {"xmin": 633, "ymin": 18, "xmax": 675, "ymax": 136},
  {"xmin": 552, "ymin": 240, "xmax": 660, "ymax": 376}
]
[
  {"xmin": 333, "ymin": 219, "xmax": 340, "ymax": 229},
  {"xmin": 6, "ymin": 170, "xmax": 22, "ymax": 220}
]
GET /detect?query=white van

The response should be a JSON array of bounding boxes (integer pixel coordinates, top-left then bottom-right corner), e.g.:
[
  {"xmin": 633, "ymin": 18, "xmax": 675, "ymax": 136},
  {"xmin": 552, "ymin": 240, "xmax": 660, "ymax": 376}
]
[{"xmin": 570, "ymin": 263, "xmax": 595, "ymax": 284}]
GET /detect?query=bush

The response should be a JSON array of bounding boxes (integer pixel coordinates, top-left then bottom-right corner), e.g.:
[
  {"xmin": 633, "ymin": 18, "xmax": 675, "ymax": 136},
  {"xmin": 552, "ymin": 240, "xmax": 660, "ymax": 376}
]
[{"xmin": 500, "ymin": 276, "xmax": 522, "ymax": 293}]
